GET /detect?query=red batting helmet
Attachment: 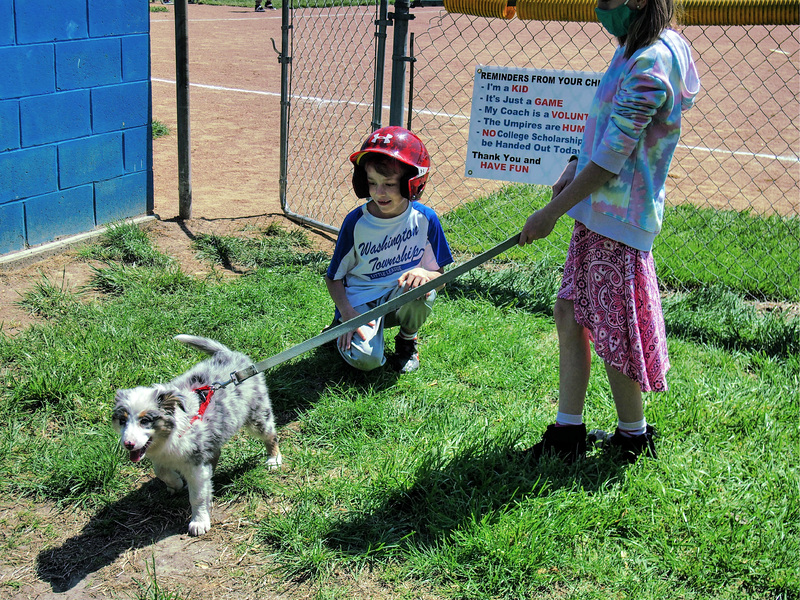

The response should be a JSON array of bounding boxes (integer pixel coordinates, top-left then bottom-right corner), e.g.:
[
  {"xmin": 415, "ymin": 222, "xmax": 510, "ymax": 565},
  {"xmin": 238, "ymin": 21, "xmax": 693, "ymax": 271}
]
[{"xmin": 350, "ymin": 126, "xmax": 431, "ymax": 200}]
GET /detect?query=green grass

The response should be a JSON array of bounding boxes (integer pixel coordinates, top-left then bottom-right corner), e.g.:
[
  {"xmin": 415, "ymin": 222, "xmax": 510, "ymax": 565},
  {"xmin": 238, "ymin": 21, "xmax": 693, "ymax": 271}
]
[
  {"xmin": 442, "ymin": 184, "xmax": 800, "ymax": 302},
  {"xmin": 151, "ymin": 120, "xmax": 170, "ymax": 139},
  {"xmin": 0, "ymin": 221, "xmax": 797, "ymax": 599}
]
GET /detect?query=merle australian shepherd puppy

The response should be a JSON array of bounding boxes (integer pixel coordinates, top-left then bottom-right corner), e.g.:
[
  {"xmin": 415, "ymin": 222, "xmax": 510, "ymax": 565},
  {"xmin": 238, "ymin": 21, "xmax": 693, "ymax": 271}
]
[{"xmin": 112, "ymin": 335, "xmax": 281, "ymax": 536}]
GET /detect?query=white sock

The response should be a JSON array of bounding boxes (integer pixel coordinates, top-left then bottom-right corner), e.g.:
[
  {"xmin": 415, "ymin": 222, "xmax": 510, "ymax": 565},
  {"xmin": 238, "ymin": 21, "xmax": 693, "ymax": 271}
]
[
  {"xmin": 398, "ymin": 329, "xmax": 417, "ymax": 341},
  {"xmin": 618, "ymin": 418, "xmax": 647, "ymax": 437},
  {"xmin": 555, "ymin": 412, "xmax": 583, "ymax": 427}
]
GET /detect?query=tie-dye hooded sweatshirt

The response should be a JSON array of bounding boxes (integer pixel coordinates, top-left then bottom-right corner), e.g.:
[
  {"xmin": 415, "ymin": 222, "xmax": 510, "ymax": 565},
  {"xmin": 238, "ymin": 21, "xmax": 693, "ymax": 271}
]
[{"xmin": 568, "ymin": 29, "xmax": 700, "ymax": 252}]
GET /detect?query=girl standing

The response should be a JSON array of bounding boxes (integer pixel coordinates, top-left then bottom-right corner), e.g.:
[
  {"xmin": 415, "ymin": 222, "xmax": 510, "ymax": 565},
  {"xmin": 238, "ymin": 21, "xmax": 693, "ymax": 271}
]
[{"xmin": 519, "ymin": 0, "xmax": 700, "ymax": 463}]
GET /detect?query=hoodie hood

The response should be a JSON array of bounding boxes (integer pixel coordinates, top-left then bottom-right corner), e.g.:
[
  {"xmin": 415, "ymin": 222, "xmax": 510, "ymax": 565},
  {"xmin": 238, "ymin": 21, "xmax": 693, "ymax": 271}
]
[{"xmin": 661, "ymin": 29, "xmax": 701, "ymax": 111}]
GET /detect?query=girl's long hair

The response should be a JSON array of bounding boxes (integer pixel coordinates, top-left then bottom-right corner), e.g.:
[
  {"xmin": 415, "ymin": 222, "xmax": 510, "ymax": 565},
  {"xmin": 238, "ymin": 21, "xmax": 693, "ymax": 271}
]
[{"xmin": 620, "ymin": 0, "xmax": 675, "ymax": 57}]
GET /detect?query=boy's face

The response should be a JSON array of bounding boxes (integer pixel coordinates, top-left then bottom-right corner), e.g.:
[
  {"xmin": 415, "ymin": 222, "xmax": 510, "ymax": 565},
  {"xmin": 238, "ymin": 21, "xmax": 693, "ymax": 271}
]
[{"xmin": 365, "ymin": 163, "xmax": 409, "ymax": 219}]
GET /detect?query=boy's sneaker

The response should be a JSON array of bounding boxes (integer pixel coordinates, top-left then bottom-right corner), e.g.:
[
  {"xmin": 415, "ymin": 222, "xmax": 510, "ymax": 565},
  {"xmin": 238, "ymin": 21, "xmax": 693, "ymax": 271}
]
[
  {"xmin": 392, "ymin": 334, "xmax": 419, "ymax": 373},
  {"xmin": 526, "ymin": 423, "xmax": 587, "ymax": 464},
  {"xmin": 255, "ymin": 5, "xmax": 265, "ymax": 11},
  {"xmin": 590, "ymin": 424, "xmax": 658, "ymax": 463}
]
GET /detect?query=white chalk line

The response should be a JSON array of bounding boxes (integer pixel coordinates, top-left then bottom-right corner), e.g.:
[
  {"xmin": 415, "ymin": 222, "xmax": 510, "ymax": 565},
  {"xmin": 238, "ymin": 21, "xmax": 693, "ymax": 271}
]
[{"xmin": 151, "ymin": 78, "xmax": 800, "ymax": 164}]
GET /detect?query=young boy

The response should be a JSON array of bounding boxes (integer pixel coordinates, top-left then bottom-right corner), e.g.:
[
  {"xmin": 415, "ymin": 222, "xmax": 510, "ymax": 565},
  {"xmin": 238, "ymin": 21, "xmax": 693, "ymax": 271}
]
[{"xmin": 325, "ymin": 126, "xmax": 453, "ymax": 373}]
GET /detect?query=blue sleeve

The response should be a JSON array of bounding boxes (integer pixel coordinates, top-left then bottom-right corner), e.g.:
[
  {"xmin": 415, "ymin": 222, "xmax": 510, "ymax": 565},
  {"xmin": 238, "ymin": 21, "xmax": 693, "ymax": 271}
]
[
  {"xmin": 415, "ymin": 202, "xmax": 454, "ymax": 268},
  {"xmin": 327, "ymin": 208, "xmax": 361, "ymax": 280}
]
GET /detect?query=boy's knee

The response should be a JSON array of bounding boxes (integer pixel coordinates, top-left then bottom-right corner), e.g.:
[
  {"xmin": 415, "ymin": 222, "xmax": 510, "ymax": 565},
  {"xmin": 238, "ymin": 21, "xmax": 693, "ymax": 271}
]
[
  {"xmin": 396, "ymin": 294, "xmax": 435, "ymax": 332},
  {"xmin": 340, "ymin": 347, "xmax": 385, "ymax": 371}
]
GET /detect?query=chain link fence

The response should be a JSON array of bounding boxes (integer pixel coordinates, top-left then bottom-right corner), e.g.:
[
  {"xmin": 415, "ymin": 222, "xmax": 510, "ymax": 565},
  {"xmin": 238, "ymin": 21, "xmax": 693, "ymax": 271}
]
[{"xmin": 281, "ymin": 1, "xmax": 799, "ymax": 302}]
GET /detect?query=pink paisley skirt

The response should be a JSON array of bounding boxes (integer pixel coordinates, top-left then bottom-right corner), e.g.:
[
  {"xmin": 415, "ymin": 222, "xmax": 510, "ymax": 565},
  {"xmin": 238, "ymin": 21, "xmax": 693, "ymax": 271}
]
[{"xmin": 557, "ymin": 222, "xmax": 670, "ymax": 392}]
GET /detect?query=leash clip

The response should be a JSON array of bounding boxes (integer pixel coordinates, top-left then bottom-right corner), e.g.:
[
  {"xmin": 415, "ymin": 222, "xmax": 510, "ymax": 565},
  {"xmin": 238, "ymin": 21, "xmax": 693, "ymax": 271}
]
[{"xmin": 213, "ymin": 377, "xmax": 234, "ymax": 390}]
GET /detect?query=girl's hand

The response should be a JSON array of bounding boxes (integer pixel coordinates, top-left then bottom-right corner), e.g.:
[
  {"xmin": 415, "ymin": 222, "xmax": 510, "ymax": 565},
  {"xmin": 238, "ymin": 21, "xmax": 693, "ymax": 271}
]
[
  {"xmin": 518, "ymin": 208, "xmax": 558, "ymax": 245},
  {"xmin": 518, "ymin": 158, "xmax": 581, "ymax": 246},
  {"xmin": 552, "ymin": 159, "xmax": 578, "ymax": 199}
]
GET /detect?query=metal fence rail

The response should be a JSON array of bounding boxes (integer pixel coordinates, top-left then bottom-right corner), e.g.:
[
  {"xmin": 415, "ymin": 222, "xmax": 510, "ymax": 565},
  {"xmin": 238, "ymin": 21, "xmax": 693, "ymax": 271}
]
[{"xmin": 280, "ymin": 0, "xmax": 799, "ymax": 302}]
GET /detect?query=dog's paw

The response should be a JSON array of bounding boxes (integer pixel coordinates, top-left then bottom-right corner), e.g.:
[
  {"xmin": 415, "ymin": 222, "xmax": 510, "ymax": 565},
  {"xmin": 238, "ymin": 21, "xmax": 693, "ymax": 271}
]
[
  {"xmin": 266, "ymin": 453, "xmax": 282, "ymax": 470},
  {"xmin": 188, "ymin": 517, "xmax": 211, "ymax": 536},
  {"xmin": 164, "ymin": 481, "xmax": 184, "ymax": 494}
]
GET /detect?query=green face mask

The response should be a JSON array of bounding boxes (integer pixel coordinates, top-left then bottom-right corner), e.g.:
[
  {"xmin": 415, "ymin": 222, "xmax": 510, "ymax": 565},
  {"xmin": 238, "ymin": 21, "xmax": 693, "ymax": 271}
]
[{"xmin": 595, "ymin": 0, "xmax": 638, "ymax": 37}]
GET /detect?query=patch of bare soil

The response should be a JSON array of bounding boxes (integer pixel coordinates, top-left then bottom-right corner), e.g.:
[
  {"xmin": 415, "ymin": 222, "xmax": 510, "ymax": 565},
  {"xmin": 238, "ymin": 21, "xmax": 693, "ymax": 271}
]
[{"xmin": 0, "ymin": 492, "xmax": 427, "ymax": 600}]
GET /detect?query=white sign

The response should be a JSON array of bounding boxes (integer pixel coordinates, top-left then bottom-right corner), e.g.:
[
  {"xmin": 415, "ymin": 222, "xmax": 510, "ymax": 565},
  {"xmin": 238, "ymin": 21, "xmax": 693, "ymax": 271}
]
[{"xmin": 466, "ymin": 65, "xmax": 604, "ymax": 185}]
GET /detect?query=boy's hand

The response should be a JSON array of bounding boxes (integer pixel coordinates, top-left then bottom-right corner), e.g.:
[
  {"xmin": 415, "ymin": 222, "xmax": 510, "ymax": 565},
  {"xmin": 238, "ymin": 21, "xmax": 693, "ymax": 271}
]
[
  {"xmin": 398, "ymin": 268, "xmax": 437, "ymax": 294},
  {"xmin": 337, "ymin": 308, "xmax": 375, "ymax": 351}
]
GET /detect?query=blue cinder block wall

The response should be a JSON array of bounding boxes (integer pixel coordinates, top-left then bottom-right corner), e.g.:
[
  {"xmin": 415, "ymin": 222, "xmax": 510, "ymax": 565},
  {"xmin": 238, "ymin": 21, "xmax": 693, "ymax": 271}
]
[{"xmin": 0, "ymin": 0, "xmax": 153, "ymax": 256}]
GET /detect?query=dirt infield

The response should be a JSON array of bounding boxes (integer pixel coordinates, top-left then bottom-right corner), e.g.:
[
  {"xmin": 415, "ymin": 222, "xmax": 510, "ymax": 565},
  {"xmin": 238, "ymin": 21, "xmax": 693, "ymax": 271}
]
[{"xmin": 149, "ymin": 4, "xmax": 285, "ymax": 222}]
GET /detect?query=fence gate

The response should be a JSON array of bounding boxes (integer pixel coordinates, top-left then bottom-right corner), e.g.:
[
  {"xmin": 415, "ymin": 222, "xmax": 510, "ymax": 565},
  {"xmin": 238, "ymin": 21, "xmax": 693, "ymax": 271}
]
[{"xmin": 279, "ymin": 0, "xmax": 799, "ymax": 302}]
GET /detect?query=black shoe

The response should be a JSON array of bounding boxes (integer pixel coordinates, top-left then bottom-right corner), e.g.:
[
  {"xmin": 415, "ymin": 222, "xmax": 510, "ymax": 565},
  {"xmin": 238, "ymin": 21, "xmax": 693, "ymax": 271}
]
[
  {"xmin": 255, "ymin": 5, "xmax": 265, "ymax": 11},
  {"xmin": 526, "ymin": 423, "xmax": 587, "ymax": 464},
  {"xmin": 593, "ymin": 425, "xmax": 658, "ymax": 463},
  {"xmin": 392, "ymin": 334, "xmax": 419, "ymax": 373}
]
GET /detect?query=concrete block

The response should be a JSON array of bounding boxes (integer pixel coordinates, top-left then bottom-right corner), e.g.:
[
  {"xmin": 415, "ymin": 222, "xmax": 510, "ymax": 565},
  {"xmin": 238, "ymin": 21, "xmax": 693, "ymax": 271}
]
[
  {"xmin": 91, "ymin": 81, "xmax": 150, "ymax": 133},
  {"xmin": 58, "ymin": 132, "xmax": 123, "ymax": 189},
  {"xmin": 0, "ymin": 146, "xmax": 58, "ymax": 203},
  {"xmin": 0, "ymin": 0, "xmax": 13, "ymax": 47},
  {"xmin": 0, "ymin": 100, "xmax": 20, "ymax": 151},
  {"xmin": 0, "ymin": 201, "xmax": 25, "ymax": 255},
  {"xmin": 20, "ymin": 90, "xmax": 91, "ymax": 147},
  {"xmin": 122, "ymin": 35, "xmax": 150, "ymax": 82},
  {"xmin": 95, "ymin": 172, "xmax": 148, "ymax": 224},
  {"xmin": 56, "ymin": 38, "xmax": 121, "ymax": 91},
  {"xmin": 24, "ymin": 185, "xmax": 95, "ymax": 246},
  {"xmin": 15, "ymin": 0, "xmax": 88, "ymax": 44},
  {"xmin": 88, "ymin": 2, "xmax": 148, "ymax": 37},
  {"xmin": 0, "ymin": 45, "xmax": 55, "ymax": 99},
  {"xmin": 123, "ymin": 126, "xmax": 149, "ymax": 173}
]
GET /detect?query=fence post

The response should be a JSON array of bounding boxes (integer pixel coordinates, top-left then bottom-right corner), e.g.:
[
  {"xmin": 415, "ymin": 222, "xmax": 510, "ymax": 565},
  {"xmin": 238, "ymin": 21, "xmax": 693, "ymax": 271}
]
[
  {"xmin": 389, "ymin": 0, "xmax": 413, "ymax": 126},
  {"xmin": 279, "ymin": 1, "xmax": 292, "ymax": 214},
  {"xmin": 174, "ymin": 0, "xmax": 192, "ymax": 219},
  {"xmin": 372, "ymin": 0, "xmax": 390, "ymax": 131}
]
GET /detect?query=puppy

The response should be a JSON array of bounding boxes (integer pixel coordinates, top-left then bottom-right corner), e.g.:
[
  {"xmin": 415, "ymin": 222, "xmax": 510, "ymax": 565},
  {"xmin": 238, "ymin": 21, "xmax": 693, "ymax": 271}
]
[{"xmin": 112, "ymin": 335, "xmax": 281, "ymax": 536}]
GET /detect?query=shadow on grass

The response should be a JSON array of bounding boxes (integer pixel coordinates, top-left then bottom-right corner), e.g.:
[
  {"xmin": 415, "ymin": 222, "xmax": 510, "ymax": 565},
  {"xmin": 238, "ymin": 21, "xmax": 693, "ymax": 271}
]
[
  {"xmin": 267, "ymin": 344, "xmax": 402, "ymax": 426},
  {"xmin": 323, "ymin": 439, "xmax": 625, "ymax": 557}
]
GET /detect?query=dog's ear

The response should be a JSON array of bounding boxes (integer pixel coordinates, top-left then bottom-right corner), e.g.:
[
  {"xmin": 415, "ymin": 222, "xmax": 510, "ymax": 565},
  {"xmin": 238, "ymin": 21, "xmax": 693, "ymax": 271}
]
[
  {"xmin": 111, "ymin": 405, "xmax": 128, "ymax": 425},
  {"xmin": 157, "ymin": 392, "xmax": 186, "ymax": 415}
]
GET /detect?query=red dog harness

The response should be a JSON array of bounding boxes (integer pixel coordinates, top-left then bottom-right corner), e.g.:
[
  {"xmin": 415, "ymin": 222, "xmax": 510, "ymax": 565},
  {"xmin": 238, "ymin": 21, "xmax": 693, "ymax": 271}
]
[
  {"xmin": 190, "ymin": 385, "xmax": 215, "ymax": 424},
  {"xmin": 177, "ymin": 385, "xmax": 216, "ymax": 438}
]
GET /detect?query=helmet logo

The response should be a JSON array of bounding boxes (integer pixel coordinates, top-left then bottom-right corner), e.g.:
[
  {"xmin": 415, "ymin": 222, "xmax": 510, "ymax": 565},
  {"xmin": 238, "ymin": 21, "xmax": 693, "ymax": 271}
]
[{"xmin": 371, "ymin": 132, "xmax": 393, "ymax": 146}]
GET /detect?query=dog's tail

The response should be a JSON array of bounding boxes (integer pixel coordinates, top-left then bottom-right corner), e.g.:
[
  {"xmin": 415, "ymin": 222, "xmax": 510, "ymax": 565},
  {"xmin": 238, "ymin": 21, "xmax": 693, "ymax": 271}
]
[{"xmin": 174, "ymin": 335, "xmax": 231, "ymax": 355}]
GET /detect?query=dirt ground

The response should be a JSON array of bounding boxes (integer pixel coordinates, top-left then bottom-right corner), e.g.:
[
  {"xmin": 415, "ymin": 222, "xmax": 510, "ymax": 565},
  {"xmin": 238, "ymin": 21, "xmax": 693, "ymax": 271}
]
[{"xmin": 0, "ymin": 6, "xmax": 360, "ymax": 600}]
